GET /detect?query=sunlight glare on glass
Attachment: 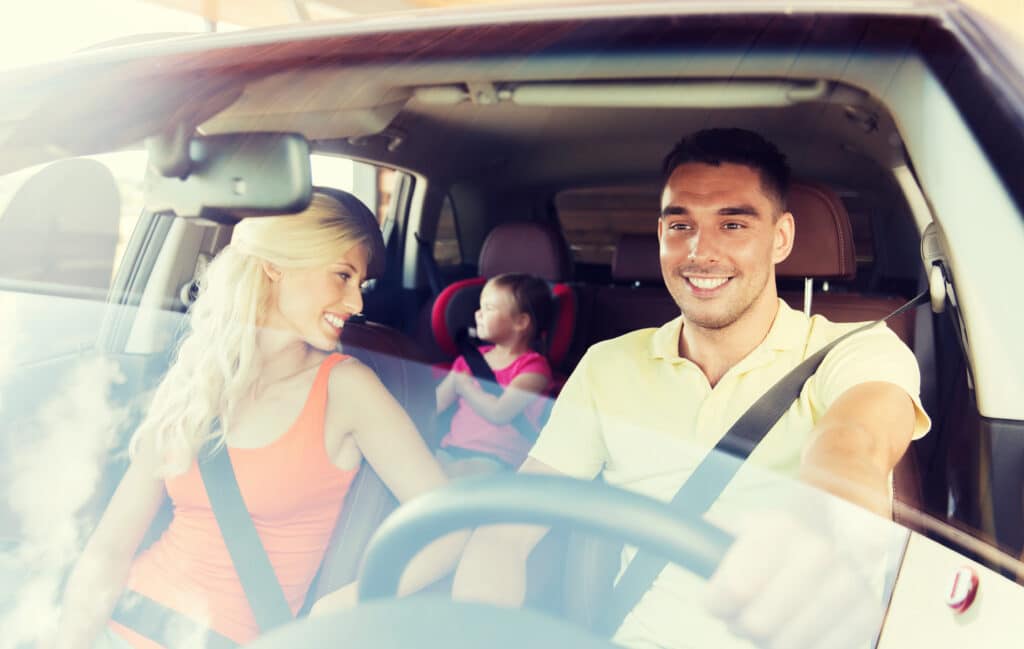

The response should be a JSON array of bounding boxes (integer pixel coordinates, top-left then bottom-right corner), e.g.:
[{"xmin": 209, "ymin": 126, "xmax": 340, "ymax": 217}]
[{"xmin": 0, "ymin": 0, "xmax": 208, "ymax": 69}]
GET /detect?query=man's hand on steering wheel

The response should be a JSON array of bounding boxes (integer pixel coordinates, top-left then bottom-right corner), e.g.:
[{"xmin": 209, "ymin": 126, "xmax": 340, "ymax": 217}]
[{"xmin": 706, "ymin": 500, "xmax": 900, "ymax": 649}]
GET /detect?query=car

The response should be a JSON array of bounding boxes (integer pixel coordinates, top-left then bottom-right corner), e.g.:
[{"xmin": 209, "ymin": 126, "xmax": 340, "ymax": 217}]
[{"xmin": 1, "ymin": 1, "xmax": 1024, "ymax": 647}]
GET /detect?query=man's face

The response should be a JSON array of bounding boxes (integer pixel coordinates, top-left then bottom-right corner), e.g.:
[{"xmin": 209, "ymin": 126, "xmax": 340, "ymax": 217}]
[{"xmin": 658, "ymin": 162, "xmax": 794, "ymax": 331}]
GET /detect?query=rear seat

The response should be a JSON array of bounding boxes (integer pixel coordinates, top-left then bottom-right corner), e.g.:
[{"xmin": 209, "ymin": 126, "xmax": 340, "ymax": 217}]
[{"xmin": 582, "ymin": 234, "xmax": 677, "ymax": 344}]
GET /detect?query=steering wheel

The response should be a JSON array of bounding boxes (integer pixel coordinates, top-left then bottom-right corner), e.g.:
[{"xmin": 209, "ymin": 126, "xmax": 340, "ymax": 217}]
[{"xmin": 249, "ymin": 474, "xmax": 734, "ymax": 649}]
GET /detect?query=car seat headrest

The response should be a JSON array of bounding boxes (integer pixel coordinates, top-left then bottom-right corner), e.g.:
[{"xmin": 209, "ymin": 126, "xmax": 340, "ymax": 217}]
[
  {"xmin": 776, "ymin": 181, "xmax": 857, "ymax": 280},
  {"xmin": 612, "ymin": 234, "xmax": 662, "ymax": 283},
  {"xmin": 478, "ymin": 222, "xmax": 572, "ymax": 282},
  {"xmin": 0, "ymin": 157, "xmax": 120, "ymax": 290}
]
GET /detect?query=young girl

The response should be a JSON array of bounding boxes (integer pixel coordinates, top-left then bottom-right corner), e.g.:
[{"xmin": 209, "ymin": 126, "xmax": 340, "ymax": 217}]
[
  {"xmin": 435, "ymin": 273, "xmax": 554, "ymax": 476},
  {"xmin": 57, "ymin": 192, "xmax": 458, "ymax": 649}
]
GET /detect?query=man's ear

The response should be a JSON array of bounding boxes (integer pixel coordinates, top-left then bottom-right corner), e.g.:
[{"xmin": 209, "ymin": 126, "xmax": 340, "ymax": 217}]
[
  {"xmin": 772, "ymin": 211, "xmax": 795, "ymax": 264},
  {"xmin": 261, "ymin": 260, "xmax": 283, "ymax": 282}
]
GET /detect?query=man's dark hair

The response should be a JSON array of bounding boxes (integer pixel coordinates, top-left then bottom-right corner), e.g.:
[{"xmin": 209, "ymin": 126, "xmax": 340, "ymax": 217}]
[{"xmin": 661, "ymin": 128, "xmax": 791, "ymax": 211}]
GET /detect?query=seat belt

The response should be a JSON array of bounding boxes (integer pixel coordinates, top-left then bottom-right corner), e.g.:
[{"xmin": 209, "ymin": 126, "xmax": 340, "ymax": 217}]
[
  {"xmin": 455, "ymin": 332, "xmax": 543, "ymax": 441},
  {"xmin": 111, "ymin": 431, "xmax": 294, "ymax": 646},
  {"xmin": 595, "ymin": 292, "xmax": 927, "ymax": 637},
  {"xmin": 111, "ymin": 590, "xmax": 239, "ymax": 649},
  {"xmin": 414, "ymin": 232, "xmax": 444, "ymax": 297},
  {"xmin": 198, "ymin": 437, "xmax": 295, "ymax": 632}
]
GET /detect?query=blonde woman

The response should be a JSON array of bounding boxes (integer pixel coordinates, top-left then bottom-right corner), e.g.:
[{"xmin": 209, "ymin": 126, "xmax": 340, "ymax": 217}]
[{"xmin": 56, "ymin": 192, "xmax": 456, "ymax": 649}]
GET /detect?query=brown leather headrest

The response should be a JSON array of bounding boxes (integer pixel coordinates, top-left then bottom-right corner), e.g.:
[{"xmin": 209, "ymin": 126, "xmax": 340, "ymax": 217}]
[
  {"xmin": 478, "ymin": 222, "xmax": 573, "ymax": 281},
  {"xmin": 612, "ymin": 233, "xmax": 662, "ymax": 283},
  {"xmin": 776, "ymin": 182, "xmax": 856, "ymax": 280}
]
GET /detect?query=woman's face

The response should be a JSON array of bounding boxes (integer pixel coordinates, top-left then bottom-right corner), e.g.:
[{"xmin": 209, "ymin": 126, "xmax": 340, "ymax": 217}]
[{"xmin": 263, "ymin": 243, "xmax": 369, "ymax": 351}]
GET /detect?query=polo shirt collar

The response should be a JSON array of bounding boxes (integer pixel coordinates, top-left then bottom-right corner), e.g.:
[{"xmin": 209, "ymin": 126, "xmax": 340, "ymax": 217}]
[{"xmin": 648, "ymin": 298, "xmax": 809, "ymax": 363}]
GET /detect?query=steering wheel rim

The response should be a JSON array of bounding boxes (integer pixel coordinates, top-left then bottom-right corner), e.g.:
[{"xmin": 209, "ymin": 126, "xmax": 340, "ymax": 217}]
[
  {"xmin": 358, "ymin": 474, "xmax": 733, "ymax": 600},
  {"xmin": 247, "ymin": 475, "xmax": 735, "ymax": 649}
]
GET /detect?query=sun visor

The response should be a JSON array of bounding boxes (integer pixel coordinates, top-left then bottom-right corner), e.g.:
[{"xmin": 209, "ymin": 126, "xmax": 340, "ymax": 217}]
[
  {"xmin": 198, "ymin": 69, "xmax": 413, "ymax": 141},
  {"xmin": 144, "ymin": 132, "xmax": 312, "ymax": 223}
]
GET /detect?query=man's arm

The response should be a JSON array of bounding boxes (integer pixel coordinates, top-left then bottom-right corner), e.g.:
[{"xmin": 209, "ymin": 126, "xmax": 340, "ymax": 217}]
[
  {"xmin": 451, "ymin": 457, "xmax": 565, "ymax": 607},
  {"xmin": 799, "ymin": 380, "xmax": 917, "ymax": 517},
  {"xmin": 705, "ymin": 380, "xmax": 918, "ymax": 648}
]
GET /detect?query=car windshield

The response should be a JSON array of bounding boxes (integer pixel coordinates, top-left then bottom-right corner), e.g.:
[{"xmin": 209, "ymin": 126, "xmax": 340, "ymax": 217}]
[{"xmin": 2, "ymin": 5, "xmax": 1024, "ymax": 649}]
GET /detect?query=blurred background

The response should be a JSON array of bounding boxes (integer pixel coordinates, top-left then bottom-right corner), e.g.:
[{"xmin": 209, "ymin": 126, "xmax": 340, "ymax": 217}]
[{"xmin": 0, "ymin": 0, "xmax": 1021, "ymax": 69}]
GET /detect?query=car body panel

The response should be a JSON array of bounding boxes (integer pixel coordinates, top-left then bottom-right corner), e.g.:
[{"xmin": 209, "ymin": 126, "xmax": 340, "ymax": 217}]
[{"xmin": 881, "ymin": 532, "xmax": 1024, "ymax": 646}]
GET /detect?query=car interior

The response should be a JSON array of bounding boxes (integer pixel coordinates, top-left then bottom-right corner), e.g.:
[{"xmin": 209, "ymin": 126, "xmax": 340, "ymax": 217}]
[{"xmin": 2, "ymin": 7, "xmax": 1024, "ymax": 642}]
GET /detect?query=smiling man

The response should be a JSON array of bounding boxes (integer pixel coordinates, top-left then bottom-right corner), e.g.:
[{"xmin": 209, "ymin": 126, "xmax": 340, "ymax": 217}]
[{"xmin": 453, "ymin": 128, "xmax": 930, "ymax": 649}]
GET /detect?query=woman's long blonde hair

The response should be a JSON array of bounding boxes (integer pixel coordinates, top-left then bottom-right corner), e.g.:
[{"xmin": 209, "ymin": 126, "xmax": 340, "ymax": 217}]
[{"xmin": 130, "ymin": 191, "xmax": 385, "ymax": 475}]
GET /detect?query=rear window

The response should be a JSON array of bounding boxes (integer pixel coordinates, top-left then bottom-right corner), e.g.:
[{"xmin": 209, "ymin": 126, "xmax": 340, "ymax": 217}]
[{"xmin": 555, "ymin": 185, "xmax": 660, "ymax": 268}]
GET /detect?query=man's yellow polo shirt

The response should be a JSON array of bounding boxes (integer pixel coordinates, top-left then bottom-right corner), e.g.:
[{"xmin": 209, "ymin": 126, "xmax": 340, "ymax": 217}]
[{"xmin": 528, "ymin": 298, "xmax": 930, "ymax": 649}]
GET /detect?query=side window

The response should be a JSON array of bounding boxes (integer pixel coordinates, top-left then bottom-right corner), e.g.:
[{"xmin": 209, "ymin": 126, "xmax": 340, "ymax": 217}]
[
  {"xmin": 555, "ymin": 185, "xmax": 660, "ymax": 281},
  {"xmin": 434, "ymin": 195, "xmax": 463, "ymax": 266},
  {"xmin": 0, "ymin": 152, "xmax": 147, "ymax": 365},
  {"xmin": 310, "ymin": 154, "xmax": 402, "ymax": 232},
  {"xmin": 0, "ymin": 151, "xmax": 147, "ymax": 297}
]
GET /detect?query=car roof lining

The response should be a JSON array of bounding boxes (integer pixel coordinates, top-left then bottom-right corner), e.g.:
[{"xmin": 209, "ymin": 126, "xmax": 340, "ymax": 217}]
[{"xmin": 0, "ymin": 11, "xmax": 935, "ymax": 174}]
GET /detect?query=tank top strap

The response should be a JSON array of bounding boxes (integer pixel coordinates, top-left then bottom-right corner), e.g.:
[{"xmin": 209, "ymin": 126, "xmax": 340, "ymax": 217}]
[
  {"xmin": 310, "ymin": 352, "xmax": 349, "ymax": 415},
  {"xmin": 285, "ymin": 352, "xmax": 349, "ymax": 444}
]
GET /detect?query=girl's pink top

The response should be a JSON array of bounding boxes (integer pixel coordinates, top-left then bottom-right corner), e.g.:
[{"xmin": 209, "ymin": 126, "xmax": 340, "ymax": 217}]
[{"xmin": 440, "ymin": 347, "xmax": 551, "ymax": 466}]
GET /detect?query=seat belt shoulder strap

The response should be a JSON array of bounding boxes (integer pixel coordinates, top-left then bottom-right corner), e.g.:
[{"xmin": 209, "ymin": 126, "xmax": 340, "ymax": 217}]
[
  {"xmin": 596, "ymin": 291, "xmax": 928, "ymax": 637},
  {"xmin": 199, "ymin": 441, "xmax": 293, "ymax": 632},
  {"xmin": 455, "ymin": 335, "xmax": 543, "ymax": 439}
]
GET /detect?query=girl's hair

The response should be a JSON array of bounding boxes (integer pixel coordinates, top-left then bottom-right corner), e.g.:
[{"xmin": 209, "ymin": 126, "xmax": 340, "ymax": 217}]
[
  {"xmin": 488, "ymin": 273, "xmax": 554, "ymax": 353},
  {"xmin": 130, "ymin": 191, "xmax": 385, "ymax": 475}
]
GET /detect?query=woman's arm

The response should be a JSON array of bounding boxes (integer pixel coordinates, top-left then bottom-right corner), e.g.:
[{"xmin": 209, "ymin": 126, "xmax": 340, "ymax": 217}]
[
  {"xmin": 314, "ymin": 362, "xmax": 467, "ymax": 615},
  {"xmin": 453, "ymin": 372, "xmax": 549, "ymax": 424},
  {"xmin": 55, "ymin": 441, "xmax": 166, "ymax": 649}
]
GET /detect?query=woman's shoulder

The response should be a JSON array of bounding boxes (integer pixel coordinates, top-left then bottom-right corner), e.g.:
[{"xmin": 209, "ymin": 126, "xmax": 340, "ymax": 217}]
[
  {"xmin": 326, "ymin": 353, "xmax": 372, "ymax": 385},
  {"xmin": 324, "ymin": 355, "xmax": 386, "ymax": 428}
]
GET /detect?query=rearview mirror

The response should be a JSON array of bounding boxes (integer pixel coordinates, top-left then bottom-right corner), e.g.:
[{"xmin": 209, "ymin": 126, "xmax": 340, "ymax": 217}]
[{"xmin": 144, "ymin": 132, "xmax": 312, "ymax": 223}]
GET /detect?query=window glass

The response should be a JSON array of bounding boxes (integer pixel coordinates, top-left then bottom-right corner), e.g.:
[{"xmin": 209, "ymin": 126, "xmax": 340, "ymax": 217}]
[
  {"xmin": 310, "ymin": 154, "xmax": 401, "ymax": 229},
  {"xmin": 0, "ymin": 152, "xmax": 148, "ymax": 366},
  {"xmin": 0, "ymin": 150, "xmax": 147, "ymax": 295},
  {"xmin": 434, "ymin": 195, "xmax": 462, "ymax": 266},
  {"xmin": 555, "ymin": 185, "xmax": 660, "ymax": 266}
]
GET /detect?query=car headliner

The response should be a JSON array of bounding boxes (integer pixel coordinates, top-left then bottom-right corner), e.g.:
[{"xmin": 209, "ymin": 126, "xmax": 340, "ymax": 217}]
[{"xmin": 0, "ymin": 2, "xmax": 967, "ymax": 180}]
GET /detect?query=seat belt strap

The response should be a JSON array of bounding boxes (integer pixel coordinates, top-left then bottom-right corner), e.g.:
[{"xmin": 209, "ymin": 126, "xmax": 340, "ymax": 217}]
[
  {"xmin": 199, "ymin": 434, "xmax": 294, "ymax": 633},
  {"xmin": 111, "ymin": 589, "xmax": 239, "ymax": 649},
  {"xmin": 456, "ymin": 333, "xmax": 542, "ymax": 440},
  {"xmin": 596, "ymin": 292, "xmax": 927, "ymax": 637},
  {"xmin": 414, "ymin": 232, "xmax": 444, "ymax": 297}
]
